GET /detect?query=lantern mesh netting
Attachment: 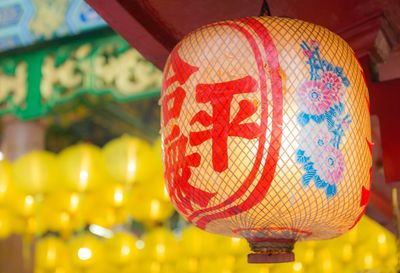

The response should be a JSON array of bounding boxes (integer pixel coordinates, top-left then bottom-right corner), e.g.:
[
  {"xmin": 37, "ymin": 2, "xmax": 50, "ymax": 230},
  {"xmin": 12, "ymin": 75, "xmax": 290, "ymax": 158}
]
[{"xmin": 160, "ymin": 16, "xmax": 371, "ymax": 262}]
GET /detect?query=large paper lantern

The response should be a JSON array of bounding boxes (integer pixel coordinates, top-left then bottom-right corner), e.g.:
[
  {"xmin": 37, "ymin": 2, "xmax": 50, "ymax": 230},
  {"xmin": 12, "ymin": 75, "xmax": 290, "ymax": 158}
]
[{"xmin": 160, "ymin": 17, "xmax": 371, "ymax": 262}]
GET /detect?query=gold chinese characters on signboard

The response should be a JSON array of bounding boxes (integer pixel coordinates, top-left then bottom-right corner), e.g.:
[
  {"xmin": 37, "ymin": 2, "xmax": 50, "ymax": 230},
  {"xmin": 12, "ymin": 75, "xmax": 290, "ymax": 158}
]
[{"xmin": 0, "ymin": 35, "xmax": 162, "ymax": 119}]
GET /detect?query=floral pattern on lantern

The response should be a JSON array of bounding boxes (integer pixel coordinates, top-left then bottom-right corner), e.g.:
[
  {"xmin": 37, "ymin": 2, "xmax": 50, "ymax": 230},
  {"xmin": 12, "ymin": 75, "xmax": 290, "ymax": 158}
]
[{"xmin": 296, "ymin": 40, "xmax": 352, "ymax": 199}]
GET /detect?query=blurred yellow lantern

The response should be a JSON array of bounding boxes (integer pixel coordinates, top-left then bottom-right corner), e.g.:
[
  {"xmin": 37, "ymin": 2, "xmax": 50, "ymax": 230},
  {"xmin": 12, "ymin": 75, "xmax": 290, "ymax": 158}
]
[
  {"xmin": 13, "ymin": 151, "xmax": 59, "ymax": 194},
  {"xmin": 11, "ymin": 194, "xmax": 38, "ymax": 217},
  {"xmin": 176, "ymin": 258, "xmax": 199, "ymax": 273},
  {"xmin": 355, "ymin": 250, "xmax": 381, "ymax": 271},
  {"xmin": 44, "ymin": 191, "xmax": 86, "ymax": 218},
  {"xmin": 131, "ymin": 174, "xmax": 170, "ymax": 203},
  {"xmin": 85, "ymin": 264, "xmax": 118, "ymax": 273},
  {"xmin": 142, "ymin": 228, "xmax": 179, "ymax": 263},
  {"xmin": 68, "ymin": 233, "xmax": 104, "ymax": 268},
  {"xmin": 97, "ymin": 182, "xmax": 127, "ymax": 208},
  {"xmin": 130, "ymin": 198, "xmax": 174, "ymax": 225},
  {"xmin": 140, "ymin": 261, "xmax": 162, "ymax": 273},
  {"xmin": 294, "ymin": 243, "xmax": 315, "ymax": 266},
  {"xmin": 160, "ymin": 16, "xmax": 371, "ymax": 262},
  {"xmin": 35, "ymin": 266, "xmax": 72, "ymax": 273},
  {"xmin": 198, "ymin": 256, "xmax": 236, "ymax": 273},
  {"xmin": 86, "ymin": 203, "xmax": 126, "ymax": 229},
  {"xmin": 22, "ymin": 216, "xmax": 45, "ymax": 236},
  {"xmin": 181, "ymin": 226, "xmax": 212, "ymax": 257},
  {"xmin": 0, "ymin": 160, "xmax": 14, "ymax": 206},
  {"xmin": 0, "ymin": 209, "xmax": 13, "ymax": 239},
  {"xmin": 121, "ymin": 264, "xmax": 142, "ymax": 273},
  {"xmin": 59, "ymin": 144, "xmax": 107, "ymax": 192},
  {"xmin": 220, "ymin": 236, "xmax": 249, "ymax": 256},
  {"xmin": 181, "ymin": 226, "xmax": 235, "ymax": 257},
  {"xmin": 270, "ymin": 262, "xmax": 303, "ymax": 273},
  {"xmin": 36, "ymin": 236, "xmax": 68, "ymax": 270},
  {"xmin": 373, "ymin": 231, "xmax": 396, "ymax": 258},
  {"xmin": 310, "ymin": 248, "xmax": 340, "ymax": 273},
  {"xmin": 103, "ymin": 135, "xmax": 153, "ymax": 185},
  {"xmin": 85, "ymin": 190, "xmax": 129, "ymax": 228},
  {"xmin": 106, "ymin": 231, "xmax": 139, "ymax": 266},
  {"xmin": 128, "ymin": 187, "xmax": 174, "ymax": 225},
  {"xmin": 38, "ymin": 207, "xmax": 83, "ymax": 238}
]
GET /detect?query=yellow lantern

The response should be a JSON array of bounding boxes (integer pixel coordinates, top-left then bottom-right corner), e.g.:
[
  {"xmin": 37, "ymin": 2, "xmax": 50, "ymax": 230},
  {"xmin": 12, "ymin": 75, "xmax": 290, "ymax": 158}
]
[
  {"xmin": 139, "ymin": 261, "xmax": 162, "ymax": 273},
  {"xmin": 122, "ymin": 264, "xmax": 142, "ymax": 273},
  {"xmin": 0, "ymin": 160, "xmax": 14, "ymax": 206},
  {"xmin": 35, "ymin": 236, "xmax": 68, "ymax": 270},
  {"xmin": 127, "ymin": 184, "xmax": 174, "ymax": 225},
  {"xmin": 13, "ymin": 151, "xmax": 59, "ymax": 194},
  {"xmin": 103, "ymin": 135, "xmax": 154, "ymax": 185},
  {"xmin": 85, "ymin": 186, "xmax": 128, "ymax": 227},
  {"xmin": 22, "ymin": 216, "xmax": 45, "ymax": 236},
  {"xmin": 86, "ymin": 202, "xmax": 126, "ymax": 229},
  {"xmin": 97, "ymin": 182, "xmax": 127, "ymax": 208},
  {"xmin": 355, "ymin": 250, "xmax": 381, "ymax": 271},
  {"xmin": 270, "ymin": 262, "xmax": 304, "ymax": 273},
  {"xmin": 160, "ymin": 17, "xmax": 371, "ymax": 262},
  {"xmin": 128, "ymin": 195, "xmax": 174, "ymax": 226},
  {"xmin": 85, "ymin": 264, "xmax": 118, "ymax": 273},
  {"xmin": 142, "ymin": 227, "xmax": 179, "ymax": 263},
  {"xmin": 294, "ymin": 242, "xmax": 316, "ymax": 266},
  {"xmin": 309, "ymin": 247, "xmax": 340, "ymax": 273},
  {"xmin": 38, "ymin": 206, "xmax": 83, "ymax": 238},
  {"xmin": 0, "ymin": 209, "xmax": 13, "ymax": 239},
  {"xmin": 35, "ymin": 266, "xmax": 72, "ymax": 273},
  {"xmin": 59, "ymin": 143, "xmax": 107, "ymax": 192},
  {"xmin": 180, "ymin": 226, "xmax": 225, "ymax": 257},
  {"xmin": 44, "ymin": 191, "xmax": 85, "ymax": 216},
  {"xmin": 198, "ymin": 256, "xmax": 236, "ymax": 273},
  {"xmin": 132, "ymin": 175, "xmax": 170, "ymax": 202},
  {"xmin": 11, "ymin": 194, "xmax": 38, "ymax": 217},
  {"xmin": 176, "ymin": 258, "xmax": 199, "ymax": 273},
  {"xmin": 68, "ymin": 233, "xmax": 104, "ymax": 269},
  {"xmin": 106, "ymin": 231, "xmax": 139, "ymax": 266}
]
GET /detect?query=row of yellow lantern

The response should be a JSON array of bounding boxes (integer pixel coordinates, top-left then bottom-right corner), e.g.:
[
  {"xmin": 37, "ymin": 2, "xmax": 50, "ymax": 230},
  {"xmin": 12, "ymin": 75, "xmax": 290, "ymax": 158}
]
[
  {"xmin": 34, "ymin": 217, "xmax": 397, "ymax": 273},
  {"xmin": 9, "ymin": 135, "xmax": 161, "ymax": 195},
  {"xmin": 0, "ymin": 186, "xmax": 174, "ymax": 239},
  {"xmin": 0, "ymin": 136, "xmax": 171, "ymax": 239}
]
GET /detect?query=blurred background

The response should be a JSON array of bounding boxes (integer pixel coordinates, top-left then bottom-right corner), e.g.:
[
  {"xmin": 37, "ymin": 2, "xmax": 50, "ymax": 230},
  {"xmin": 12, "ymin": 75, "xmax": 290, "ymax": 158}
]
[{"xmin": 0, "ymin": 0, "xmax": 398, "ymax": 272}]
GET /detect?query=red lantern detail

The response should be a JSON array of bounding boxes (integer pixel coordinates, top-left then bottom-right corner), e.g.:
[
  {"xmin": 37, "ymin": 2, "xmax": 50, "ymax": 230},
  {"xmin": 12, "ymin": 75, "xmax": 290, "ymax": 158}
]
[{"xmin": 161, "ymin": 16, "xmax": 371, "ymax": 263}]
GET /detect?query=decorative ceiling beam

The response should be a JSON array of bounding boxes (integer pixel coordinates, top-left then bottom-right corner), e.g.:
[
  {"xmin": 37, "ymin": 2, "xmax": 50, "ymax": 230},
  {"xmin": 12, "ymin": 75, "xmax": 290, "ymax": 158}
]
[{"xmin": 85, "ymin": 0, "xmax": 171, "ymax": 69}]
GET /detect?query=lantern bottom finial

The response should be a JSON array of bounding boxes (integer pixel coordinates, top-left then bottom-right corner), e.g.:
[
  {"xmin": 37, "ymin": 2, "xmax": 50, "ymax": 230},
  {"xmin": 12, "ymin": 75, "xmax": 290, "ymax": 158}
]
[{"xmin": 247, "ymin": 241, "xmax": 295, "ymax": 263}]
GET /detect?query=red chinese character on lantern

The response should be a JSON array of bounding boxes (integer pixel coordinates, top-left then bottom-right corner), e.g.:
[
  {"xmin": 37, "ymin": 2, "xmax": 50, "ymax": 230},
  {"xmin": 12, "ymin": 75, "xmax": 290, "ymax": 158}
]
[
  {"xmin": 162, "ymin": 45, "xmax": 198, "ymax": 126},
  {"xmin": 162, "ymin": 47, "xmax": 217, "ymax": 213},
  {"xmin": 164, "ymin": 125, "xmax": 216, "ymax": 213},
  {"xmin": 189, "ymin": 76, "xmax": 261, "ymax": 173}
]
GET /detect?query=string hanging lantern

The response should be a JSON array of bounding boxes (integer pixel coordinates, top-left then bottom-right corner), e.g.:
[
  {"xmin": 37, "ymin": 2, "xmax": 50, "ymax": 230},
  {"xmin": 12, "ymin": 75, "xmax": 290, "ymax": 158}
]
[{"xmin": 160, "ymin": 16, "xmax": 371, "ymax": 262}]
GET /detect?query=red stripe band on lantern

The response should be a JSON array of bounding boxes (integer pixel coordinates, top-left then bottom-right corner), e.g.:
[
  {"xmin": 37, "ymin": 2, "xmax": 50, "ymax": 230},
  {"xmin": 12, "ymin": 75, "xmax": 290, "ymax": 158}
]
[
  {"xmin": 186, "ymin": 19, "xmax": 271, "ymax": 223},
  {"xmin": 191, "ymin": 18, "xmax": 283, "ymax": 229}
]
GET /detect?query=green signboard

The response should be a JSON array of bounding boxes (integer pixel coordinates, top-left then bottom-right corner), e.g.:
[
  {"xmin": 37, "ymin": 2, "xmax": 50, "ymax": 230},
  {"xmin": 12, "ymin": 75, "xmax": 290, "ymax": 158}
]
[{"xmin": 0, "ymin": 31, "xmax": 162, "ymax": 120}]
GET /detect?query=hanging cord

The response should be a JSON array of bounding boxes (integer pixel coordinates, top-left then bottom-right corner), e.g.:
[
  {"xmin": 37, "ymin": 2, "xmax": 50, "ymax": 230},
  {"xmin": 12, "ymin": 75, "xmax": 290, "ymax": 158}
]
[{"xmin": 259, "ymin": 0, "xmax": 272, "ymax": 16}]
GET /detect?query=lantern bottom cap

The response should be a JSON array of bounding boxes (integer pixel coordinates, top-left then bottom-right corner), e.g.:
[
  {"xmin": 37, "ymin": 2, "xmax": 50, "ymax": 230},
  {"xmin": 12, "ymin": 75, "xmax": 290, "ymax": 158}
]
[
  {"xmin": 247, "ymin": 251, "xmax": 295, "ymax": 263},
  {"xmin": 247, "ymin": 240, "xmax": 295, "ymax": 263}
]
